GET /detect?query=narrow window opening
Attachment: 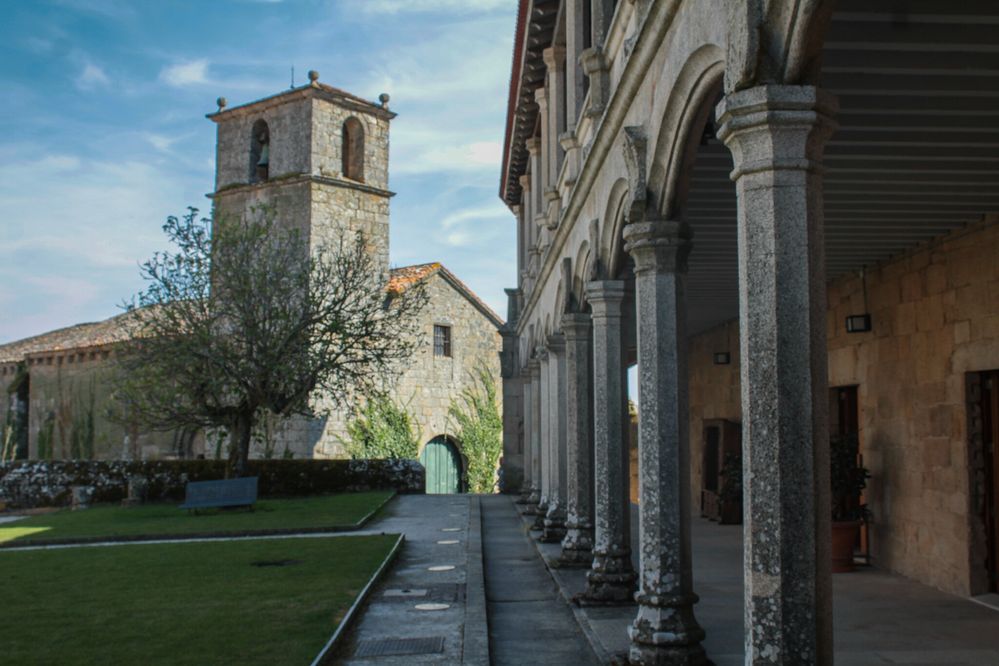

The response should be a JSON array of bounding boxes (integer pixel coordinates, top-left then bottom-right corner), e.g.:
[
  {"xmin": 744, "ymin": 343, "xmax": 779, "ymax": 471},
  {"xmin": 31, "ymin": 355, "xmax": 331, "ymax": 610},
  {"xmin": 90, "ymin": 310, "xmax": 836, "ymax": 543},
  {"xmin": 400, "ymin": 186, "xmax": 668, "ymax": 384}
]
[
  {"xmin": 342, "ymin": 117, "xmax": 365, "ymax": 182},
  {"xmin": 433, "ymin": 325, "xmax": 452, "ymax": 358},
  {"xmin": 249, "ymin": 119, "xmax": 270, "ymax": 183}
]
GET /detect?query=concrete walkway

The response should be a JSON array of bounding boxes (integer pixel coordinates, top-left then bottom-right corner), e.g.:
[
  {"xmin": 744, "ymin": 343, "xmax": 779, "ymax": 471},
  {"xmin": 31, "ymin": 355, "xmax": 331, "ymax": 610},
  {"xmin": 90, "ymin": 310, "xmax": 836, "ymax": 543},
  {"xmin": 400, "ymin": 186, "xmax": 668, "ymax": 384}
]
[
  {"xmin": 480, "ymin": 494, "xmax": 600, "ymax": 666},
  {"xmin": 336, "ymin": 494, "xmax": 487, "ymax": 664},
  {"xmin": 518, "ymin": 500, "xmax": 999, "ymax": 666}
]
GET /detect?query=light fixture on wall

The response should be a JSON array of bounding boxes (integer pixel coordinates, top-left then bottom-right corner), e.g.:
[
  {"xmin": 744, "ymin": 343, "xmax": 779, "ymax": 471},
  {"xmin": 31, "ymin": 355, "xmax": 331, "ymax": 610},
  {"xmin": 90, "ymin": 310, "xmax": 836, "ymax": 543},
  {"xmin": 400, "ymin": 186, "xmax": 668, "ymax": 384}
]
[
  {"xmin": 845, "ymin": 314, "xmax": 872, "ymax": 333},
  {"xmin": 845, "ymin": 267, "xmax": 873, "ymax": 334},
  {"xmin": 713, "ymin": 352, "xmax": 731, "ymax": 365}
]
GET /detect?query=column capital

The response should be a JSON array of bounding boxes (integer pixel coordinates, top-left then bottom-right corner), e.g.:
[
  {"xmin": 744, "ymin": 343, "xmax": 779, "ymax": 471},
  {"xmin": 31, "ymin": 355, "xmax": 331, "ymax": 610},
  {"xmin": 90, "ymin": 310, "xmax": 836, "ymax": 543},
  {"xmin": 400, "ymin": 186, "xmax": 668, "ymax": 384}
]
[
  {"xmin": 561, "ymin": 312, "xmax": 592, "ymax": 339},
  {"xmin": 623, "ymin": 220, "xmax": 692, "ymax": 276},
  {"xmin": 715, "ymin": 85, "xmax": 838, "ymax": 180},
  {"xmin": 534, "ymin": 86, "xmax": 549, "ymax": 108},
  {"xmin": 584, "ymin": 279, "xmax": 627, "ymax": 314},
  {"xmin": 535, "ymin": 345, "xmax": 549, "ymax": 362},
  {"xmin": 518, "ymin": 173, "xmax": 532, "ymax": 190},
  {"xmin": 542, "ymin": 45, "xmax": 567, "ymax": 69},
  {"xmin": 546, "ymin": 332, "xmax": 566, "ymax": 353},
  {"xmin": 579, "ymin": 46, "xmax": 608, "ymax": 75},
  {"xmin": 525, "ymin": 136, "xmax": 542, "ymax": 155},
  {"xmin": 558, "ymin": 130, "xmax": 579, "ymax": 152}
]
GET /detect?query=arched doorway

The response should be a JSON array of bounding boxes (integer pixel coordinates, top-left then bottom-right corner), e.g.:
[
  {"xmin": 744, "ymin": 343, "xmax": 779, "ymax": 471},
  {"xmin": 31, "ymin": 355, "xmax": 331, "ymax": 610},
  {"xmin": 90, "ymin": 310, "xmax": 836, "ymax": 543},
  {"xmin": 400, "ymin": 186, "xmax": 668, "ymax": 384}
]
[{"xmin": 420, "ymin": 436, "xmax": 462, "ymax": 495}]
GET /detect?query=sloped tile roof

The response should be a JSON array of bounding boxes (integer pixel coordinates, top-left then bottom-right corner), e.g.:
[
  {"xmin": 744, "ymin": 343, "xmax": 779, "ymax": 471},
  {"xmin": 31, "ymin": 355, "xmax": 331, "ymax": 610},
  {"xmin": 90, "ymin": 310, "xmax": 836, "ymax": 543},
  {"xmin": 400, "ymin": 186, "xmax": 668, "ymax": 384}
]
[{"xmin": 0, "ymin": 309, "xmax": 140, "ymax": 363}]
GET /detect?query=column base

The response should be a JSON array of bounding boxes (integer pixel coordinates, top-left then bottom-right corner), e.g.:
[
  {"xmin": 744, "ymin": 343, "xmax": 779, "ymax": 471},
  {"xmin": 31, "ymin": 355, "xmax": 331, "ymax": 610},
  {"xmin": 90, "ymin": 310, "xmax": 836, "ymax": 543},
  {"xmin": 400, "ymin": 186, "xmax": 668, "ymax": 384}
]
[
  {"xmin": 530, "ymin": 499, "xmax": 548, "ymax": 531},
  {"xmin": 628, "ymin": 592, "xmax": 707, "ymax": 665},
  {"xmin": 558, "ymin": 523, "xmax": 594, "ymax": 567},
  {"xmin": 580, "ymin": 545, "xmax": 637, "ymax": 604},
  {"xmin": 540, "ymin": 502, "xmax": 567, "ymax": 543}
]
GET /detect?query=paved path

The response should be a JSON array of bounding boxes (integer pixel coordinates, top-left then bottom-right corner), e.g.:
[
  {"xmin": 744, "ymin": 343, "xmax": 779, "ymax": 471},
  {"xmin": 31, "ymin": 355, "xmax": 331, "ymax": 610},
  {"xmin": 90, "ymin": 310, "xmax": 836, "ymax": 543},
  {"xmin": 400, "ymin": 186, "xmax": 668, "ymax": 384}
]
[
  {"xmin": 336, "ymin": 494, "xmax": 485, "ymax": 665},
  {"xmin": 523, "ymin": 502, "xmax": 999, "ymax": 666},
  {"xmin": 480, "ymin": 494, "xmax": 599, "ymax": 666}
]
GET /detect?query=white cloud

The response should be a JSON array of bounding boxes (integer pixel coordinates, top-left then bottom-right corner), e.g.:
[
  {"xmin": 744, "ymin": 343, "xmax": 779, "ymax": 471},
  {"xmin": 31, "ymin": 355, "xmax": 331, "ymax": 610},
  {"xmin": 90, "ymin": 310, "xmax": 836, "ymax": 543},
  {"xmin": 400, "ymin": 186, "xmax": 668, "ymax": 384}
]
[
  {"xmin": 144, "ymin": 132, "xmax": 183, "ymax": 153},
  {"xmin": 440, "ymin": 203, "xmax": 510, "ymax": 230},
  {"xmin": 351, "ymin": 0, "xmax": 509, "ymax": 14},
  {"xmin": 160, "ymin": 59, "xmax": 210, "ymax": 87},
  {"xmin": 76, "ymin": 63, "xmax": 110, "ymax": 90}
]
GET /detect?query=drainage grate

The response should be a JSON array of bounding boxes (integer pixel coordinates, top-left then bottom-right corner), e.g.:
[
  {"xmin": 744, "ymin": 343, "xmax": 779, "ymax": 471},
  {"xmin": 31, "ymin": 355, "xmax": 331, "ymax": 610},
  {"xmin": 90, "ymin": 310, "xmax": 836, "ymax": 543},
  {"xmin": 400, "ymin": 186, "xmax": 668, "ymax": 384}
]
[
  {"xmin": 378, "ymin": 583, "xmax": 464, "ymax": 603},
  {"xmin": 353, "ymin": 636, "xmax": 445, "ymax": 658}
]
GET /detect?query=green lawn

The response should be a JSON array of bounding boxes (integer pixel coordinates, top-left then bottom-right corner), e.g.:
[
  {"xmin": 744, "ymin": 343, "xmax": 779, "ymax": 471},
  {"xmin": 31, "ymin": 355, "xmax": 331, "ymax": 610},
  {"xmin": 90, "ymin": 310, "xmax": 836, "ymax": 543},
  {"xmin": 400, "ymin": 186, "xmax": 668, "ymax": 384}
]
[
  {"xmin": 0, "ymin": 534, "xmax": 399, "ymax": 665},
  {"xmin": 0, "ymin": 490, "xmax": 393, "ymax": 545}
]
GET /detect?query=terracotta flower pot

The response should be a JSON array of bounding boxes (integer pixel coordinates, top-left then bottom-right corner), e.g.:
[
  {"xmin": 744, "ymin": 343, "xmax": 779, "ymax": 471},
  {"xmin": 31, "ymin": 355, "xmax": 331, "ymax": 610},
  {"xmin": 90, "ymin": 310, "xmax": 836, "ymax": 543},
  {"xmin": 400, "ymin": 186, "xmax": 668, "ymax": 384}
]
[{"xmin": 831, "ymin": 520, "xmax": 860, "ymax": 573}]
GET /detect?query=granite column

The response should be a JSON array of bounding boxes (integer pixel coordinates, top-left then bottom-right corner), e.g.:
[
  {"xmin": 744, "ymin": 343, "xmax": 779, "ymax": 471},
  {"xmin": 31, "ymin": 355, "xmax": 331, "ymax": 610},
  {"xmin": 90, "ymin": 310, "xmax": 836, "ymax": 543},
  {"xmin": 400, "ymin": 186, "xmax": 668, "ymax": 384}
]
[
  {"xmin": 624, "ymin": 221, "xmax": 707, "ymax": 665},
  {"xmin": 542, "ymin": 333, "xmax": 568, "ymax": 542},
  {"xmin": 716, "ymin": 85, "xmax": 837, "ymax": 665},
  {"xmin": 532, "ymin": 346, "xmax": 551, "ymax": 532},
  {"xmin": 582, "ymin": 280, "xmax": 637, "ymax": 602},
  {"xmin": 559, "ymin": 312, "xmax": 595, "ymax": 566}
]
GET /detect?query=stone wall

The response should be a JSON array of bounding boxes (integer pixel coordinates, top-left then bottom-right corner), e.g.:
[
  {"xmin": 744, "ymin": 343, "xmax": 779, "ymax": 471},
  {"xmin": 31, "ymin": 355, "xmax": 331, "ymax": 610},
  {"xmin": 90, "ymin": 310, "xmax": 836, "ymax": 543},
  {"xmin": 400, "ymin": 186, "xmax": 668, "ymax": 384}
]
[
  {"xmin": 686, "ymin": 219, "xmax": 999, "ymax": 596},
  {"xmin": 0, "ymin": 349, "xmax": 201, "ymax": 462},
  {"xmin": 265, "ymin": 271, "xmax": 503, "ymax": 460}
]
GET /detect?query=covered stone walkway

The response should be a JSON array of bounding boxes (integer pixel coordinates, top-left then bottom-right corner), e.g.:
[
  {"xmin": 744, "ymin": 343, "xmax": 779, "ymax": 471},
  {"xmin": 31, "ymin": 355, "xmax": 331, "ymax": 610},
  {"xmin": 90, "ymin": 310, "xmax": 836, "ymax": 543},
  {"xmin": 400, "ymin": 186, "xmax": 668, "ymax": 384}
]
[{"xmin": 512, "ymin": 497, "xmax": 999, "ymax": 665}]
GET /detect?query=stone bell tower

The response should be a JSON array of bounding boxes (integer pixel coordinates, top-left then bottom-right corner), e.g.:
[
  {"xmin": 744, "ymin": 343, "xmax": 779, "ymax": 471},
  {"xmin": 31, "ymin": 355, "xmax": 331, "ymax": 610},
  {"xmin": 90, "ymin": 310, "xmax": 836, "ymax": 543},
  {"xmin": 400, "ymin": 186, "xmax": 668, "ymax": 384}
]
[{"xmin": 208, "ymin": 70, "xmax": 394, "ymax": 273}]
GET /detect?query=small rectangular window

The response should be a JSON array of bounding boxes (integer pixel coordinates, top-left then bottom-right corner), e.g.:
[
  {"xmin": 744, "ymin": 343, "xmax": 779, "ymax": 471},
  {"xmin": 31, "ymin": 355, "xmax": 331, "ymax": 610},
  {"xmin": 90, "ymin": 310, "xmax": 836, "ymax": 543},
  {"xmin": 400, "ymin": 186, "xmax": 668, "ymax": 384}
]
[{"xmin": 434, "ymin": 325, "xmax": 452, "ymax": 358}]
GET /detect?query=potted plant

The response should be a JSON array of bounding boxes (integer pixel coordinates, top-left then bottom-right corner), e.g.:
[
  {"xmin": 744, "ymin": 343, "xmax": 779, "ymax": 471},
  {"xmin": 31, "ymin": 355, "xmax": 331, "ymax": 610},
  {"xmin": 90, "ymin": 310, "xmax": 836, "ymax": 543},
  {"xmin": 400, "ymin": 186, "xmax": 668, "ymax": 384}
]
[
  {"xmin": 830, "ymin": 432, "xmax": 870, "ymax": 573},
  {"xmin": 718, "ymin": 452, "xmax": 743, "ymax": 525}
]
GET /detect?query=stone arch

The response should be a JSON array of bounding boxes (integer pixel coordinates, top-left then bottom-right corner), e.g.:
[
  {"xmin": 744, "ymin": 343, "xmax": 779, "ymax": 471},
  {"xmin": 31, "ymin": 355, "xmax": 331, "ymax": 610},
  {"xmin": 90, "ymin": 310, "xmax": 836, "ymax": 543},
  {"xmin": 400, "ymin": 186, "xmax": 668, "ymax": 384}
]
[
  {"xmin": 600, "ymin": 178, "xmax": 632, "ymax": 280},
  {"xmin": 342, "ymin": 116, "xmax": 365, "ymax": 182},
  {"xmin": 420, "ymin": 434, "xmax": 463, "ymax": 494},
  {"xmin": 249, "ymin": 118, "xmax": 270, "ymax": 184},
  {"xmin": 572, "ymin": 240, "xmax": 591, "ymax": 312},
  {"xmin": 647, "ymin": 44, "xmax": 726, "ymax": 219}
]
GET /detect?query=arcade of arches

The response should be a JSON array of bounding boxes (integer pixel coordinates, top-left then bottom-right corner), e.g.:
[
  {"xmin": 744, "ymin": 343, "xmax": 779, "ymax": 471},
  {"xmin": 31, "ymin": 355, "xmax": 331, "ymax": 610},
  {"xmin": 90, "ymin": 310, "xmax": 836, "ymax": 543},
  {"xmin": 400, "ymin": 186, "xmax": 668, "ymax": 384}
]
[{"xmin": 497, "ymin": 1, "xmax": 999, "ymax": 664}]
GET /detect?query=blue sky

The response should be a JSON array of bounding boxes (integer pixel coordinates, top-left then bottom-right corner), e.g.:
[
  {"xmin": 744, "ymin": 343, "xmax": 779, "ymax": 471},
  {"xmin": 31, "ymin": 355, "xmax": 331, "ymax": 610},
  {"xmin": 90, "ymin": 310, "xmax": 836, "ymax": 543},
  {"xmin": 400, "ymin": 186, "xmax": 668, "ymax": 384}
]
[{"xmin": 0, "ymin": 0, "xmax": 517, "ymax": 343}]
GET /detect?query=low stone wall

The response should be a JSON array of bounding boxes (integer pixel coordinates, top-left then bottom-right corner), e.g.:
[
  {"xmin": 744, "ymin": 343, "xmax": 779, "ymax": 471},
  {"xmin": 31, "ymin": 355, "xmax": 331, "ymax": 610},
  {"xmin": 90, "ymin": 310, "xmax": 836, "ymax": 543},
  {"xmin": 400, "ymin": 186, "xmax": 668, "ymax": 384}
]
[{"xmin": 0, "ymin": 459, "xmax": 425, "ymax": 509}]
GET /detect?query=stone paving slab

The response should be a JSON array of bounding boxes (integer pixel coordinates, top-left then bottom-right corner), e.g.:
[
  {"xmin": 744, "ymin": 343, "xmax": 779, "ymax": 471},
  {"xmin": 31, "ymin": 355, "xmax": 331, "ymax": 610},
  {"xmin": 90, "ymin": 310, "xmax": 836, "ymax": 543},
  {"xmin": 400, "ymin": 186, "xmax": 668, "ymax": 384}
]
[
  {"xmin": 518, "ymin": 502, "xmax": 999, "ymax": 665},
  {"xmin": 336, "ymin": 494, "xmax": 482, "ymax": 665}
]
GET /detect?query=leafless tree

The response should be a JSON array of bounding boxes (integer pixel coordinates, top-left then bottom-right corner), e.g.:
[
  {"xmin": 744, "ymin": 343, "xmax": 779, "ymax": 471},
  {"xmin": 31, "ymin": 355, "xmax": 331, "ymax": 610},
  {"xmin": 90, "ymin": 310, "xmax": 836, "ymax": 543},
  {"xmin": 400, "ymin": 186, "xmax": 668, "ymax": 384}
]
[{"xmin": 114, "ymin": 207, "xmax": 426, "ymax": 476}]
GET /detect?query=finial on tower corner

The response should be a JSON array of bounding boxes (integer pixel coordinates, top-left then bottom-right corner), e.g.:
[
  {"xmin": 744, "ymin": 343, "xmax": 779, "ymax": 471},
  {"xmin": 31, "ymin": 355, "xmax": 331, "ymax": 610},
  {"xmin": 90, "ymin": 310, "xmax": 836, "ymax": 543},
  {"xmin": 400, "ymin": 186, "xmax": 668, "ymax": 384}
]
[
  {"xmin": 216, "ymin": 97, "xmax": 227, "ymax": 111},
  {"xmin": 308, "ymin": 70, "xmax": 320, "ymax": 87},
  {"xmin": 378, "ymin": 93, "xmax": 390, "ymax": 109}
]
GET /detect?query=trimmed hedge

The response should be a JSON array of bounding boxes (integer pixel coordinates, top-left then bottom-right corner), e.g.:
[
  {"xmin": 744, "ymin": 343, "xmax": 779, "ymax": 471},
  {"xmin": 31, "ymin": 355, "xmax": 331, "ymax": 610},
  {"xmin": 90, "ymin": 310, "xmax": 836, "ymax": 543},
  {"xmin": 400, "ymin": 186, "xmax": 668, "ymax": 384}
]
[{"xmin": 0, "ymin": 459, "xmax": 424, "ymax": 509}]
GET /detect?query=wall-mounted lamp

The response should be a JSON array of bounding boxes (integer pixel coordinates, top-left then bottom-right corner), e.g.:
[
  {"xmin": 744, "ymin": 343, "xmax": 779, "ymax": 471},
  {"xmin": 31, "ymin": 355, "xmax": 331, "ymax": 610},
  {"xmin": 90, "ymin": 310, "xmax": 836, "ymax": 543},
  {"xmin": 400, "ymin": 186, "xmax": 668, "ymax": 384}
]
[
  {"xmin": 845, "ymin": 314, "xmax": 872, "ymax": 334},
  {"xmin": 713, "ymin": 352, "xmax": 731, "ymax": 365}
]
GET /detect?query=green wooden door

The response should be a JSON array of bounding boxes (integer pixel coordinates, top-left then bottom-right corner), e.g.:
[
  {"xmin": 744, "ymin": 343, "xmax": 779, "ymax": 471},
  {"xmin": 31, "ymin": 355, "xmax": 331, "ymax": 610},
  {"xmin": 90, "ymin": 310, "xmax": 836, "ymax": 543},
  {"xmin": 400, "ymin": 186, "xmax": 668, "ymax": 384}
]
[{"xmin": 420, "ymin": 436, "xmax": 461, "ymax": 494}]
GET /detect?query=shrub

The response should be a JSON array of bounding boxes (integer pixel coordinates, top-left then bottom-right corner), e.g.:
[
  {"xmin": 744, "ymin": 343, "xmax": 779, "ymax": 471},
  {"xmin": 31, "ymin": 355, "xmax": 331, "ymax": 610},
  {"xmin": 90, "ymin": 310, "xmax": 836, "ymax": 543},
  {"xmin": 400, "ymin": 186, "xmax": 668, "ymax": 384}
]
[
  {"xmin": 341, "ymin": 394, "xmax": 419, "ymax": 460},
  {"xmin": 449, "ymin": 365, "xmax": 502, "ymax": 494}
]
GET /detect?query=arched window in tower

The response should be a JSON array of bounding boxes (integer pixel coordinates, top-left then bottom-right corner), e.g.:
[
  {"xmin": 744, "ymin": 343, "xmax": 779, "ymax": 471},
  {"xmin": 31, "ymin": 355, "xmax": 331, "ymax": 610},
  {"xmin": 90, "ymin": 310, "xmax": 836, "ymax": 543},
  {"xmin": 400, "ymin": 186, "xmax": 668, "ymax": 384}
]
[
  {"xmin": 342, "ymin": 117, "xmax": 365, "ymax": 182},
  {"xmin": 249, "ymin": 119, "xmax": 270, "ymax": 183}
]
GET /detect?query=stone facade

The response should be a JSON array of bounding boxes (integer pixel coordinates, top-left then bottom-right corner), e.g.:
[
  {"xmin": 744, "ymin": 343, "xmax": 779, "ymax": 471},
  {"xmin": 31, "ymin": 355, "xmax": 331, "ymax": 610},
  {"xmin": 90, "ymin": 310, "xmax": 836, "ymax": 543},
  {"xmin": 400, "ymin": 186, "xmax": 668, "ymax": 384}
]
[
  {"xmin": 0, "ymin": 314, "xmax": 201, "ymax": 462},
  {"xmin": 263, "ymin": 266, "xmax": 504, "ymax": 460},
  {"xmin": 0, "ymin": 78, "xmax": 503, "ymax": 471},
  {"xmin": 685, "ymin": 218, "xmax": 999, "ymax": 597},
  {"xmin": 498, "ymin": 1, "xmax": 999, "ymax": 662}
]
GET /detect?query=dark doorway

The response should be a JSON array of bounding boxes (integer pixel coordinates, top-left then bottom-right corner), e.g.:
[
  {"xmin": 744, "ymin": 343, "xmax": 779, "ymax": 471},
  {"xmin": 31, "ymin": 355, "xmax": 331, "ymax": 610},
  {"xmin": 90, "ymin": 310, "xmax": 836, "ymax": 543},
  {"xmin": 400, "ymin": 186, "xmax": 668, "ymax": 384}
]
[
  {"xmin": 979, "ymin": 370, "xmax": 999, "ymax": 592},
  {"xmin": 830, "ymin": 385, "xmax": 859, "ymax": 438},
  {"xmin": 700, "ymin": 419, "xmax": 742, "ymax": 523}
]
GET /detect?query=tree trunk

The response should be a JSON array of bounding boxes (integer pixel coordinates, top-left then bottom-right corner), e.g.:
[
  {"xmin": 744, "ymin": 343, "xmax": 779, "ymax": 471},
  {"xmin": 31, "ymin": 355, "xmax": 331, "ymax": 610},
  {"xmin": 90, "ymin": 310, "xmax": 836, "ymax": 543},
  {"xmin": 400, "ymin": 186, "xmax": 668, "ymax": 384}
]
[{"xmin": 227, "ymin": 411, "xmax": 254, "ymax": 478}]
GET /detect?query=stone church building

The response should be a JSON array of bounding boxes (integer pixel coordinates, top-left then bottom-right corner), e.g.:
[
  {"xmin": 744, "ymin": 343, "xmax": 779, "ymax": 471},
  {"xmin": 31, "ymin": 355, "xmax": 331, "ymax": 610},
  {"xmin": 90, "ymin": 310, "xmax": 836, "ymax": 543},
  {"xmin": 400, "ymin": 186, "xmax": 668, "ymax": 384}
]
[
  {"xmin": 0, "ymin": 76, "xmax": 503, "ymax": 482},
  {"xmin": 497, "ymin": 1, "xmax": 999, "ymax": 664}
]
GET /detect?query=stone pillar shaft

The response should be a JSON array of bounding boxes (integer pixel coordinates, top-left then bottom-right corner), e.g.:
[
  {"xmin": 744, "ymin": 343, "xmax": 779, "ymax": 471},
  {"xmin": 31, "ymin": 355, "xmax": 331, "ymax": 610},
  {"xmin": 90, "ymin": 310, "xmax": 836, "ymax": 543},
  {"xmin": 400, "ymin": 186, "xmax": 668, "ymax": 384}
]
[
  {"xmin": 560, "ymin": 312, "xmax": 595, "ymax": 566},
  {"xmin": 542, "ymin": 333, "xmax": 568, "ymax": 542},
  {"xmin": 519, "ymin": 362, "xmax": 536, "ymax": 505},
  {"xmin": 527, "ymin": 359, "xmax": 542, "ymax": 507},
  {"xmin": 543, "ymin": 45, "xmax": 567, "ymax": 185},
  {"xmin": 582, "ymin": 280, "xmax": 636, "ymax": 603},
  {"xmin": 533, "ymin": 347, "xmax": 550, "ymax": 531},
  {"xmin": 624, "ymin": 221, "xmax": 707, "ymax": 665},
  {"xmin": 716, "ymin": 84, "xmax": 837, "ymax": 666}
]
